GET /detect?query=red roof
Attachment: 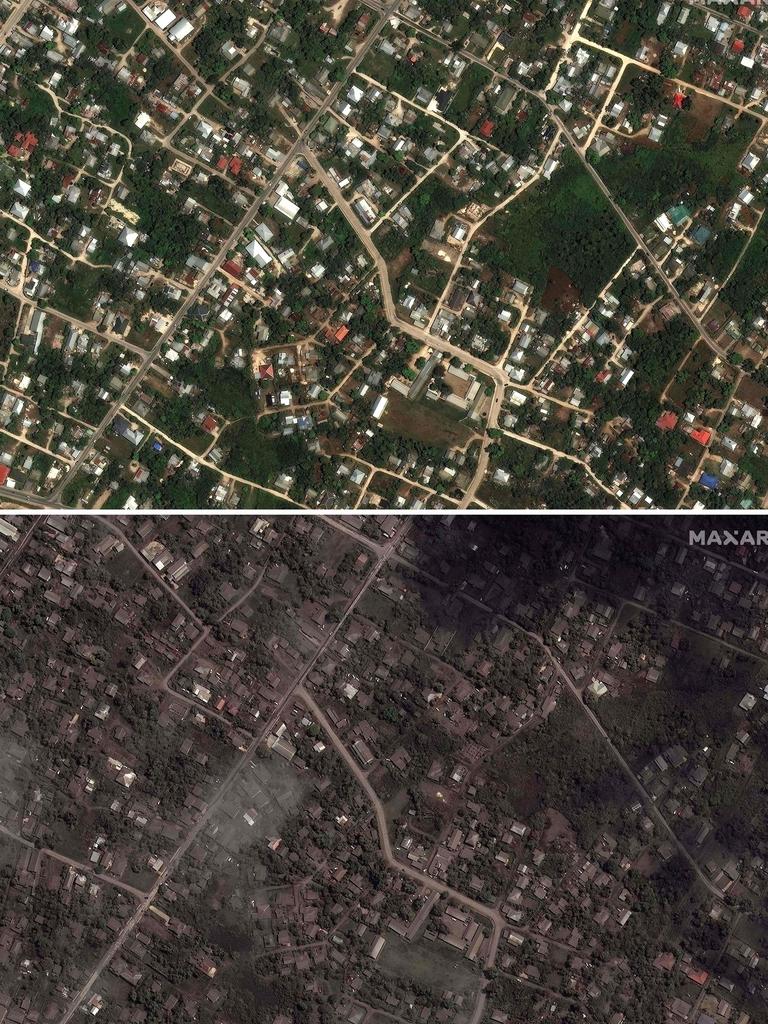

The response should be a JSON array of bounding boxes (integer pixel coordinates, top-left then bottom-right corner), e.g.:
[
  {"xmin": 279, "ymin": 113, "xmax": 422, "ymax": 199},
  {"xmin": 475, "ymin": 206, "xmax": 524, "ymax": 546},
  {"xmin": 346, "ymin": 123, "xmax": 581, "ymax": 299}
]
[
  {"xmin": 216, "ymin": 155, "xmax": 228, "ymax": 171},
  {"xmin": 14, "ymin": 131, "xmax": 38, "ymax": 152},
  {"xmin": 656, "ymin": 411, "xmax": 678, "ymax": 431},
  {"xmin": 672, "ymin": 91, "xmax": 685, "ymax": 110},
  {"xmin": 0, "ymin": 465, "xmax": 9, "ymax": 485},
  {"xmin": 334, "ymin": 325, "xmax": 350, "ymax": 342},
  {"xmin": 6, "ymin": 145, "xmax": 21, "ymax": 159},
  {"xmin": 479, "ymin": 119, "xmax": 495, "ymax": 138},
  {"xmin": 737, "ymin": 4, "xmax": 753, "ymax": 20},
  {"xmin": 201, "ymin": 415, "xmax": 217, "ymax": 433},
  {"xmin": 687, "ymin": 968, "xmax": 709, "ymax": 986},
  {"xmin": 732, "ymin": 38, "xmax": 746, "ymax": 53},
  {"xmin": 229, "ymin": 156, "xmax": 243, "ymax": 175},
  {"xmin": 222, "ymin": 259, "xmax": 243, "ymax": 278},
  {"xmin": 690, "ymin": 427, "xmax": 712, "ymax": 445},
  {"xmin": 259, "ymin": 363, "xmax": 275, "ymax": 380}
]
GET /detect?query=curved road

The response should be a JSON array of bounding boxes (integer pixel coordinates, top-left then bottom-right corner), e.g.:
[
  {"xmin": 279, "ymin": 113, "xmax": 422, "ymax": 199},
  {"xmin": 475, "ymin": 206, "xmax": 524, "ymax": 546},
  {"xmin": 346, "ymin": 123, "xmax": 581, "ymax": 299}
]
[
  {"xmin": 55, "ymin": 517, "xmax": 410, "ymax": 1024},
  {"xmin": 48, "ymin": 0, "xmax": 403, "ymax": 506}
]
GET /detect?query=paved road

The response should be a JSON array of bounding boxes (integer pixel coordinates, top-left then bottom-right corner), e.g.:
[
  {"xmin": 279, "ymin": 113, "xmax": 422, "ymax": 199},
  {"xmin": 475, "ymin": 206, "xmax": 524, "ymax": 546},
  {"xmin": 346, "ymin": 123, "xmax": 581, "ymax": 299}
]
[
  {"xmin": 297, "ymin": 683, "xmax": 593, "ymax": 1022},
  {"xmin": 303, "ymin": 148, "xmax": 601, "ymax": 505},
  {"xmin": 296, "ymin": 685, "xmax": 500, "ymax": 1021},
  {"xmin": 102, "ymin": 519, "xmax": 203, "ymax": 624},
  {"xmin": 377, "ymin": 0, "xmax": 735, "ymax": 363},
  {"xmin": 323, "ymin": 519, "xmax": 729, "ymax": 905},
  {"xmin": 2, "ymin": 0, "xmax": 749, "ymax": 511},
  {"xmin": 452, "ymin": 593, "xmax": 727, "ymax": 903},
  {"xmin": 151, "ymin": 568, "xmax": 267, "ymax": 725},
  {"xmin": 56, "ymin": 515, "xmax": 410, "ymax": 1024},
  {"xmin": 0, "ymin": 824, "xmax": 148, "ymax": 899},
  {"xmin": 0, "ymin": 0, "xmax": 33, "ymax": 46},
  {"xmin": 551, "ymin": 648, "xmax": 725, "ymax": 900},
  {"xmin": 0, "ymin": 514, "xmax": 42, "ymax": 580},
  {"xmin": 49, "ymin": 0, "xmax": 402, "ymax": 505},
  {"xmin": 302, "ymin": 147, "xmax": 586, "ymax": 419}
]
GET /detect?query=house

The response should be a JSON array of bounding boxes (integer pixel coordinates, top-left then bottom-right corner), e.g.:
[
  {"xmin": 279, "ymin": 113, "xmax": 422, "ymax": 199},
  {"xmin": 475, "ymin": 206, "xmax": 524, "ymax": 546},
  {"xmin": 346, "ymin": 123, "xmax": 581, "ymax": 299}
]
[
  {"xmin": 245, "ymin": 238, "xmax": 273, "ymax": 268},
  {"xmin": 690, "ymin": 427, "xmax": 711, "ymax": 445},
  {"xmin": 352, "ymin": 739, "xmax": 375, "ymax": 766},
  {"xmin": 274, "ymin": 196, "xmax": 300, "ymax": 221},
  {"xmin": 168, "ymin": 17, "xmax": 194, "ymax": 42}
]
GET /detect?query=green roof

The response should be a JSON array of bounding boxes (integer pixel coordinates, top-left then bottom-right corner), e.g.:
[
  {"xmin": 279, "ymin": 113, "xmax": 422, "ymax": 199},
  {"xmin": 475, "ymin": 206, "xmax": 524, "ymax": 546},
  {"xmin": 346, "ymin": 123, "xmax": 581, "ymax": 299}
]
[{"xmin": 668, "ymin": 204, "xmax": 691, "ymax": 226}]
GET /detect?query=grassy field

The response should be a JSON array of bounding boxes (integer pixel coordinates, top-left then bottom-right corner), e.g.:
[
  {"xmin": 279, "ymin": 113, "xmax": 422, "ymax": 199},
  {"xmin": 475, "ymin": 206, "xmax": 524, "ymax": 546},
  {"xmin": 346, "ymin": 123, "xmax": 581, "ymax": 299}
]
[
  {"xmin": 448, "ymin": 64, "xmax": 492, "ymax": 121},
  {"xmin": 106, "ymin": 5, "xmax": 144, "ymax": 50},
  {"xmin": 664, "ymin": 339, "xmax": 734, "ymax": 411},
  {"xmin": 597, "ymin": 105, "xmax": 759, "ymax": 224},
  {"xmin": 359, "ymin": 32, "xmax": 451, "ymax": 101},
  {"xmin": 376, "ymin": 932, "xmax": 481, "ymax": 995},
  {"xmin": 488, "ymin": 703, "xmax": 633, "ymax": 846},
  {"xmin": 0, "ymin": 289, "xmax": 19, "ymax": 355},
  {"xmin": 480, "ymin": 150, "xmax": 633, "ymax": 306},
  {"xmin": 382, "ymin": 391, "xmax": 475, "ymax": 448},
  {"xmin": 49, "ymin": 261, "xmax": 102, "ymax": 321}
]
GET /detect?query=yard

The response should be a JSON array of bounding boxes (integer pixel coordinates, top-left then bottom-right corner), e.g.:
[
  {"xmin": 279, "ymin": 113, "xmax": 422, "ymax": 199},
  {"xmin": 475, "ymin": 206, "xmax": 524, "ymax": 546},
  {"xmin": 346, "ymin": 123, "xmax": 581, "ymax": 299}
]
[
  {"xmin": 381, "ymin": 391, "xmax": 476, "ymax": 449},
  {"xmin": 597, "ymin": 103, "xmax": 759, "ymax": 224}
]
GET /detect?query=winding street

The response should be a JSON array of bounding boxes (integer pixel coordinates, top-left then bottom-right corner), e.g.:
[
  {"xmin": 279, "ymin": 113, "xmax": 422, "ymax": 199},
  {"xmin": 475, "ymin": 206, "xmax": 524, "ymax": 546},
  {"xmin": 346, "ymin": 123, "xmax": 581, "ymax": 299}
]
[{"xmin": 296, "ymin": 686, "xmax": 498, "ymax": 1024}]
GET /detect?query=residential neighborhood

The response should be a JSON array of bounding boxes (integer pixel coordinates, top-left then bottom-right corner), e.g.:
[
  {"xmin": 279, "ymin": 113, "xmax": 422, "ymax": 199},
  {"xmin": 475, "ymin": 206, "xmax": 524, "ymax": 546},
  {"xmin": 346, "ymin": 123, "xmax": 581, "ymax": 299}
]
[
  {"xmin": 1, "ymin": 0, "xmax": 768, "ymax": 509},
  {"xmin": 1, "ymin": 512, "xmax": 768, "ymax": 1024}
]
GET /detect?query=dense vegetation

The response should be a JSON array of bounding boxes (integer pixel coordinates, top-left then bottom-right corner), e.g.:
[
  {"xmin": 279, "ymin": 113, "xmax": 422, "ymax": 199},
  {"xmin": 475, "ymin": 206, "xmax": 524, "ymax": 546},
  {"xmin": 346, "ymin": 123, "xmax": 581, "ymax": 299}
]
[
  {"xmin": 596, "ymin": 109, "xmax": 758, "ymax": 221},
  {"xmin": 479, "ymin": 151, "xmax": 633, "ymax": 306},
  {"xmin": 723, "ymin": 217, "xmax": 768, "ymax": 322}
]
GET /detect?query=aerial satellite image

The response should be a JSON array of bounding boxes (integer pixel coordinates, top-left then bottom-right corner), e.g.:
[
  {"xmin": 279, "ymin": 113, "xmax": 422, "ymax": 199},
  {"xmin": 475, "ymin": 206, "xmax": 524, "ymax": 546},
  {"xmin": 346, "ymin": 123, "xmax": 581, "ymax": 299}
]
[
  {"xmin": 0, "ymin": 0, "xmax": 767, "ymax": 1021},
  {"xmin": 0, "ymin": 0, "xmax": 767, "ymax": 511},
  {"xmin": 0, "ymin": 513, "xmax": 767, "ymax": 1024}
]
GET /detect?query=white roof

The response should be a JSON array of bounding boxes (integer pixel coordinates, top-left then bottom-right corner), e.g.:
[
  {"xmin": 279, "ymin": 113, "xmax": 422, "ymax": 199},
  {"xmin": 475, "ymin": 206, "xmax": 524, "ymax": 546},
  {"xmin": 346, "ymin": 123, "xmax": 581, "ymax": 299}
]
[
  {"xmin": 168, "ymin": 16, "xmax": 193, "ymax": 41},
  {"xmin": 245, "ymin": 238, "xmax": 273, "ymax": 268},
  {"xmin": 155, "ymin": 8, "xmax": 176, "ymax": 29},
  {"xmin": 274, "ymin": 195, "xmax": 300, "ymax": 221},
  {"xmin": 371, "ymin": 395, "xmax": 388, "ymax": 419}
]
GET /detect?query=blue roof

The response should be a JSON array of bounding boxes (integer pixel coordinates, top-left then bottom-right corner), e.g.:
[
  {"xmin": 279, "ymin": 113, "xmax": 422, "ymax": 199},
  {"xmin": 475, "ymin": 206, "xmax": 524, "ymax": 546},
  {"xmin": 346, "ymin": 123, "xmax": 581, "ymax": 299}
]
[{"xmin": 700, "ymin": 473, "xmax": 719, "ymax": 490}]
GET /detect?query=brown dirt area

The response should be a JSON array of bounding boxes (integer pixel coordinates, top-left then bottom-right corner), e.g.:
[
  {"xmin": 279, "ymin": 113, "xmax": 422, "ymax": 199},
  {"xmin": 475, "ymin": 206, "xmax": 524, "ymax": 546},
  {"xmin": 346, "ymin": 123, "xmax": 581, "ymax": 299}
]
[{"xmin": 542, "ymin": 266, "xmax": 580, "ymax": 314}]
